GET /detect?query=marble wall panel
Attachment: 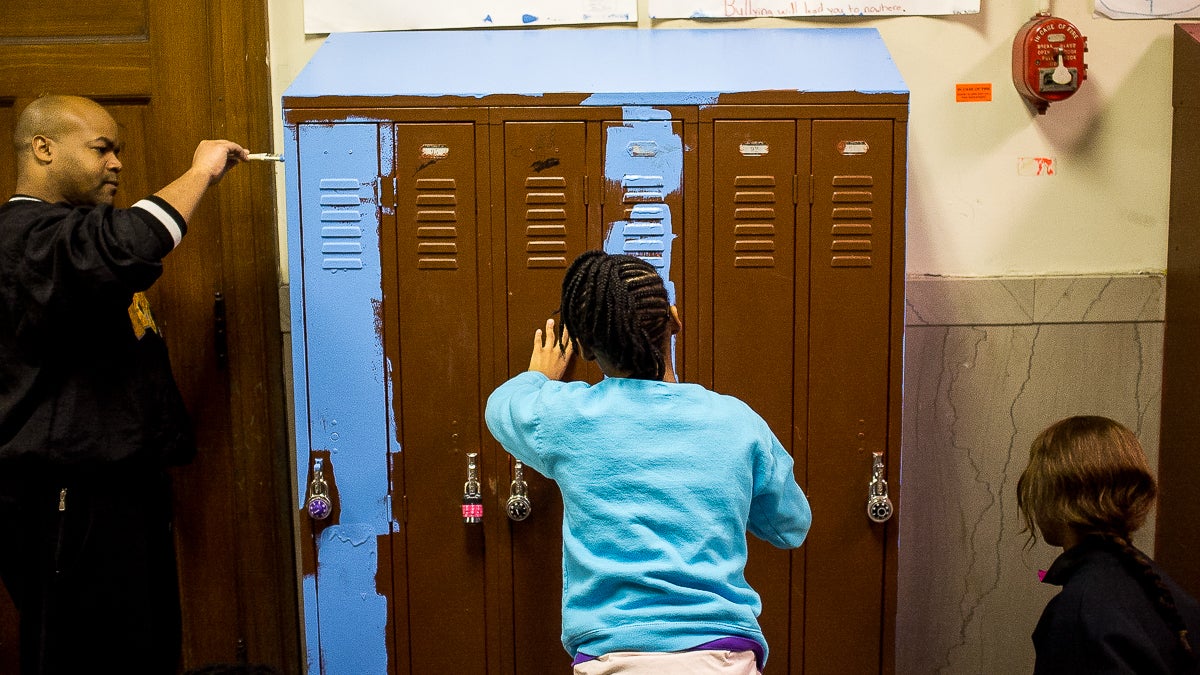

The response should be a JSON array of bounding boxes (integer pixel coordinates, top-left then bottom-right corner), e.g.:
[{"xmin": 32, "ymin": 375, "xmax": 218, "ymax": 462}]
[{"xmin": 896, "ymin": 275, "xmax": 1163, "ymax": 675}]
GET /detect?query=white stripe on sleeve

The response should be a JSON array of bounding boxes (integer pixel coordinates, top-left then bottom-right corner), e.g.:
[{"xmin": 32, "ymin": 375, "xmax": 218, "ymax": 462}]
[{"xmin": 132, "ymin": 198, "xmax": 183, "ymax": 248}]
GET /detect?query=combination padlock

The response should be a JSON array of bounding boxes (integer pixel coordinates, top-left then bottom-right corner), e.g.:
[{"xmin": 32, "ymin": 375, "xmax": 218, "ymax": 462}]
[
  {"xmin": 462, "ymin": 452, "xmax": 483, "ymax": 524},
  {"xmin": 506, "ymin": 460, "xmax": 532, "ymax": 521},
  {"xmin": 867, "ymin": 452, "xmax": 894, "ymax": 524},
  {"xmin": 306, "ymin": 457, "xmax": 333, "ymax": 521}
]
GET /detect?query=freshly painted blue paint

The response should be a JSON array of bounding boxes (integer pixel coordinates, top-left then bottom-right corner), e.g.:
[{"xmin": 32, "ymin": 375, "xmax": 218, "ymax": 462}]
[
  {"xmin": 296, "ymin": 123, "xmax": 389, "ymax": 524},
  {"xmin": 620, "ymin": 106, "xmax": 672, "ymax": 121},
  {"xmin": 284, "ymin": 124, "xmax": 308, "ymax": 512},
  {"xmin": 291, "ymin": 122, "xmax": 390, "ymax": 673},
  {"xmin": 301, "ymin": 575, "xmax": 320, "ymax": 675},
  {"xmin": 602, "ymin": 119, "xmax": 682, "ymax": 306},
  {"xmin": 284, "ymin": 28, "xmax": 908, "ymax": 104},
  {"xmin": 315, "ymin": 525, "xmax": 389, "ymax": 675}
]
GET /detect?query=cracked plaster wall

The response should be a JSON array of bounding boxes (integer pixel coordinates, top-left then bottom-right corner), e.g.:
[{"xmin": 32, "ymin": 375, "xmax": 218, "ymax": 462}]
[{"xmin": 896, "ymin": 274, "xmax": 1164, "ymax": 675}]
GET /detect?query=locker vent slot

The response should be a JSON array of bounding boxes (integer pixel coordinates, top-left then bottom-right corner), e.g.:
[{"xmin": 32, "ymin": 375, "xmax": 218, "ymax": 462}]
[
  {"xmin": 319, "ymin": 178, "xmax": 364, "ymax": 270},
  {"xmin": 415, "ymin": 177, "xmax": 460, "ymax": 270},
  {"xmin": 732, "ymin": 175, "xmax": 778, "ymax": 268},
  {"xmin": 829, "ymin": 175, "xmax": 875, "ymax": 268},
  {"xmin": 523, "ymin": 176, "xmax": 568, "ymax": 269},
  {"xmin": 619, "ymin": 175, "xmax": 667, "ymax": 268}
]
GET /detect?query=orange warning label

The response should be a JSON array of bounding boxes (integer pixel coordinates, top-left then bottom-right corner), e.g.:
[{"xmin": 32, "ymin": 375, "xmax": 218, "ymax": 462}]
[{"xmin": 956, "ymin": 83, "xmax": 993, "ymax": 103}]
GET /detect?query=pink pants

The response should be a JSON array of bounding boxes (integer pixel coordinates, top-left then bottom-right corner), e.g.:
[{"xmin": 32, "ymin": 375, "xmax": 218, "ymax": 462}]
[{"xmin": 572, "ymin": 650, "xmax": 761, "ymax": 674}]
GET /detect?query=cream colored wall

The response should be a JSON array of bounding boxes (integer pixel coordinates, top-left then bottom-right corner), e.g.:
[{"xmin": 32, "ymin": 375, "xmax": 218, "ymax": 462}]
[{"xmin": 266, "ymin": 0, "xmax": 1185, "ymax": 278}]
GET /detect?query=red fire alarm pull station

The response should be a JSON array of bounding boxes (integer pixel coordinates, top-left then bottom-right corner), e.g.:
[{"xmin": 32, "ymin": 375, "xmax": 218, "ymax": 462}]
[{"xmin": 1012, "ymin": 13, "xmax": 1088, "ymax": 114}]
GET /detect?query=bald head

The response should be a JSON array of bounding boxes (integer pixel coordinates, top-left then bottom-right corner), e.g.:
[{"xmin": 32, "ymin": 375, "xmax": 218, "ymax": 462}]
[
  {"xmin": 13, "ymin": 95, "xmax": 123, "ymax": 206},
  {"xmin": 14, "ymin": 96, "xmax": 112, "ymax": 152}
]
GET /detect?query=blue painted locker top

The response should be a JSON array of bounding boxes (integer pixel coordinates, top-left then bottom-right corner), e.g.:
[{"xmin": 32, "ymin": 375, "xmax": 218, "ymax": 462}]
[{"xmin": 284, "ymin": 28, "xmax": 908, "ymax": 105}]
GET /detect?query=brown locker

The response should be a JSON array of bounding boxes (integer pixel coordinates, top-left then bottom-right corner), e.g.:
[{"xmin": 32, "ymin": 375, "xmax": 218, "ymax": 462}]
[
  {"xmin": 708, "ymin": 118, "xmax": 806, "ymax": 672},
  {"xmin": 500, "ymin": 119, "xmax": 589, "ymax": 673},
  {"xmin": 385, "ymin": 120, "xmax": 490, "ymax": 672},
  {"xmin": 285, "ymin": 27, "xmax": 907, "ymax": 675},
  {"xmin": 806, "ymin": 119, "xmax": 896, "ymax": 675}
]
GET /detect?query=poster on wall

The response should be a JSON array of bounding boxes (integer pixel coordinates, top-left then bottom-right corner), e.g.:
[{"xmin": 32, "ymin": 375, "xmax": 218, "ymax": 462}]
[
  {"xmin": 647, "ymin": 0, "xmax": 978, "ymax": 18},
  {"xmin": 305, "ymin": 0, "xmax": 637, "ymax": 33},
  {"xmin": 1094, "ymin": 1, "xmax": 1200, "ymax": 19}
]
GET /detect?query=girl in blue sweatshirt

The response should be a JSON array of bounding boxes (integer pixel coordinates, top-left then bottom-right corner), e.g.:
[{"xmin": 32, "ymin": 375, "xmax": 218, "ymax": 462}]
[{"xmin": 485, "ymin": 250, "xmax": 811, "ymax": 674}]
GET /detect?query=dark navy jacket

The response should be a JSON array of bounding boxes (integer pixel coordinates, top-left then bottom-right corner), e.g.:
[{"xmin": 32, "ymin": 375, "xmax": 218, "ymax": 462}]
[
  {"xmin": 0, "ymin": 196, "xmax": 194, "ymax": 472},
  {"xmin": 1034, "ymin": 537, "xmax": 1200, "ymax": 674}
]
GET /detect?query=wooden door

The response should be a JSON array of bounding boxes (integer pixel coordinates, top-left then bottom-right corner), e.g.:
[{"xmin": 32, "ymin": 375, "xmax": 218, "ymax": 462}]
[{"xmin": 0, "ymin": 1, "xmax": 297, "ymax": 671}]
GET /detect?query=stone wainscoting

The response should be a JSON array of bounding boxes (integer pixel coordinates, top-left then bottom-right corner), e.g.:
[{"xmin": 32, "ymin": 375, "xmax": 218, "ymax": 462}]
[{"xmin": 897, "ymin": 274, "xmax": 1164, "ymax": 674}]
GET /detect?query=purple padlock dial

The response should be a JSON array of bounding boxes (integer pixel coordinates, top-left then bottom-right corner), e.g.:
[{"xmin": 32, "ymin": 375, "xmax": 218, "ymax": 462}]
[{"xmin": 307, "ymin": 495, "xmax": 333, "ymax": 520}]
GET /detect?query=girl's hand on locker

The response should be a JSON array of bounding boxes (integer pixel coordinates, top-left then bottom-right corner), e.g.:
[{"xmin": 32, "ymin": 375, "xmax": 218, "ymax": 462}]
[{"xmin": 528, "ymin": 318, "xmax": 573, "ymax": 381}]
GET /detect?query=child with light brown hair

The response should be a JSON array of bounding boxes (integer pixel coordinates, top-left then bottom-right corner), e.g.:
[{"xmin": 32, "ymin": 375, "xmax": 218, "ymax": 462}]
[{"xmin": 1018, "ymin": 415, "xmax": 1200, "ymax": 674}]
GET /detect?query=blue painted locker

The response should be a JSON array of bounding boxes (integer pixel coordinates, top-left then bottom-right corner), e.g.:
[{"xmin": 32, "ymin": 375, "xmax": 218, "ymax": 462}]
[{"xmin": 284, "ymin": 28, "xmax": 908, "ymax": 674}]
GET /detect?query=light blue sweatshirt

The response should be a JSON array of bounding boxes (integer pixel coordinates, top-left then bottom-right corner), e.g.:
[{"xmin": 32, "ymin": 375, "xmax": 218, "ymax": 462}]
[{"xmin": 484, "ymin": 371, "xmax": 812, "ymax": 664}]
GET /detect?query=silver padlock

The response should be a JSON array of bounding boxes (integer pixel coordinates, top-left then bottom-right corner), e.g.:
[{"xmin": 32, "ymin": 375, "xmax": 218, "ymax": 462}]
[
  {"xmin": 463, "ymin": 453, "xmax": 483, "ymax": 524},
  {"xmin": 306, "ymin": 457, "xmax": 333, "ymax": 520},
  {"xmin": 867, "ymin": 452, "xmax": 894, "ymax": 524},
  {"xmin": 506, "ymin": 460, "xmax": 532, "ymax": 522}
]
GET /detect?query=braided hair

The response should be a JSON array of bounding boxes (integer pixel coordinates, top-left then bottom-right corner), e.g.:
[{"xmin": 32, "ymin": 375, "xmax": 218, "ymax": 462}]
[
  {"xmin": 1017, "ymin": 415, "xmax": 1195, "ymax": 659},
  {"xmin": 1098, "ymin": 533, "xmax": 1195, "ymax": 658},
  {"xmin": 559, "ymin": 251, "xmax": 673, "ymax": 381}
]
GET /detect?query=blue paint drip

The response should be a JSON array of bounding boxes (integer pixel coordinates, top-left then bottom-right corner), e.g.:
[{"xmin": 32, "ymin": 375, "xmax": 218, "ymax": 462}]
[
  {"xmin": 621, "ymin": 106, "xmax": 672, "ymax": 120},
  {"xmin": 522, "ymin": 13, "xmax": 538, "ymax": 23},
  {"xmin": 483, "ymin": 14, "xmax": 493, "ymax": 22}
]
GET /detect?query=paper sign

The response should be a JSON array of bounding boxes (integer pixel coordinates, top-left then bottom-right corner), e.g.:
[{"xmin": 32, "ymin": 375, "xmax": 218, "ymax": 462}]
[
  {"xmin": 955, "ymin": 83, "xmax": 992, "ymax": 103},
  {"xmin": 1094, "ymin": 0, "xmax": 1200, "ymax": 19},
  {"xmin": 648, "ymin": 0, "xmax": 979, "ymax": 18},
  {"xmin": 305, "ymin": 0, "xmax": 637, "ymax": 33}
]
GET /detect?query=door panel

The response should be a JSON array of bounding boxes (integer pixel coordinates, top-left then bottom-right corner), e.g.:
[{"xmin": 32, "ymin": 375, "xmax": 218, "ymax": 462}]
[
  {"xmin": 295, "ymin": 122, "xmax": 391, "ymax": 675},
  {"xmin": 710, "ymin": 119, "xmax": 805, "ymax": 673},
  {"xmin": 805, "ymin": 119, "xmax": 895, "ymax": 675},
  {"xmin": 391, "ymin": 122, "xmax": 489, "ymax": 673},
  {"xmin": 0, "ymin": 0, "xmax": 147, "ymax": 38}
]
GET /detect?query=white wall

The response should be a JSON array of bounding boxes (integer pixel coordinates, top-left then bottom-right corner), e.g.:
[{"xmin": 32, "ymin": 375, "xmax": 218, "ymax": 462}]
[{"xmin": 266, "ymin": 0, "xmax": 1183, "ymax": 277}]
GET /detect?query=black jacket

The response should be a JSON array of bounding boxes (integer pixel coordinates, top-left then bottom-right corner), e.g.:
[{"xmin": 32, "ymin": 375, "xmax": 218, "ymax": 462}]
[
  {"xmin": 0, "ymin": 196, "xmax": 194, "ymax": 471},
  {"xmin": 1034, "ymin": 537, "xmax": 1200, "ymax": 674}
]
